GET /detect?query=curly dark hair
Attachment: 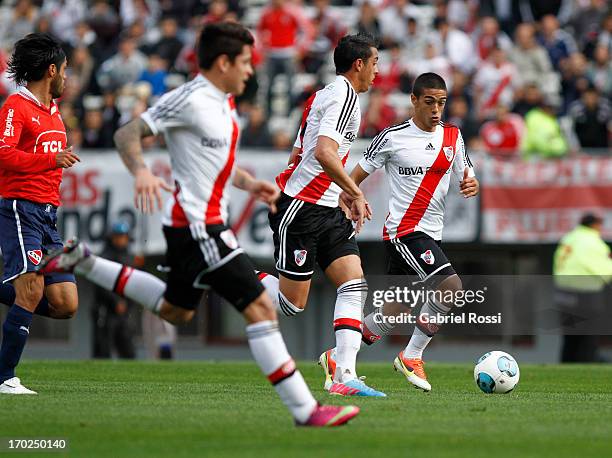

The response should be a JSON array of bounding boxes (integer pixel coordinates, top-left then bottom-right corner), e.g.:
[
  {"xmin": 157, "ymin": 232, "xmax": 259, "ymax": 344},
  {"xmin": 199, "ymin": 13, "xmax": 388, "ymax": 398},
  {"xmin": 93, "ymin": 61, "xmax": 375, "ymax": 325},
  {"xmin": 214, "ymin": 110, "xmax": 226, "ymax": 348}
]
[{"xmin": 7, "ymin": 33, "xmax": 66, "ymax": 85}]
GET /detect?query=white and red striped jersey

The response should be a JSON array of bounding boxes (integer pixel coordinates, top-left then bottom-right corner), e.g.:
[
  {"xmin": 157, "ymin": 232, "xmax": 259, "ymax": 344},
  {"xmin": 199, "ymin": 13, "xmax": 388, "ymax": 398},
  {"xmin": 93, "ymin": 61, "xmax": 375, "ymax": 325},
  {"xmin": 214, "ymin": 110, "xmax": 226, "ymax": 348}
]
[
  {"xmin": 141, "ymin": 74, "xmax": 239, "ymax": 231},
  {"xmin": 276, "ymin": 75, "xmax": 360, "ymax": 207},
  {"xmin": 359, "ymin": 119, "xmax": 475, "ymax": 241}
]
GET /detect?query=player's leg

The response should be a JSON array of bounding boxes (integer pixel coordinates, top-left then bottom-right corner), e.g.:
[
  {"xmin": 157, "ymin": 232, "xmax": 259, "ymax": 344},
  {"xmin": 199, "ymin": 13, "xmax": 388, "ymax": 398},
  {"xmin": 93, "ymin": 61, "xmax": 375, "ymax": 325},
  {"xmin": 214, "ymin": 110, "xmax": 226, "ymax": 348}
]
[
  {"xmin": 392, "ymin": 236, "xmax": 459, "ymax": 391},
  {"xmin": 316, "ymin": 207, "xmax": 385, "ymax": 396},
  {"xmin": 0, "ymin": 199, "xmax": 50, "ymax": 394},
  {"xmin": 266, "ymin": 194, "xmax": 317, "ymax": 316},
  {"xmin": 208, "ymin": 252, "xmax": 358, "ymax": 426}
]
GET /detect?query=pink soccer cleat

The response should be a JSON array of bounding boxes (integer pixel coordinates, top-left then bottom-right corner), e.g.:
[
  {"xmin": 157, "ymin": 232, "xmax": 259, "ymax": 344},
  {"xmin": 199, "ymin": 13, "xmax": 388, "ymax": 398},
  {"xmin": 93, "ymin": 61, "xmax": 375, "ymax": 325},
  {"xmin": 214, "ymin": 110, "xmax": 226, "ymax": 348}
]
[
  {"xmin": 297, "ymin": 404, "xmax": 360, "ymax": 427},
  {"xmin": 37, "ymin": 238, "xmax": 90, "ymax": 274}
]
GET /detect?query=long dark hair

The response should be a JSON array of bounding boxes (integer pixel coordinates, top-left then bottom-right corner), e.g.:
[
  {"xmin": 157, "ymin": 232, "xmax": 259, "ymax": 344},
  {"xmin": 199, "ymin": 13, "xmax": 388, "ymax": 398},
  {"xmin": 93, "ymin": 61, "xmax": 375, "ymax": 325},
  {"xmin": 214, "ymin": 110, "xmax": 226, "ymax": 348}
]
[{"xmin": 7, "ymin": 33, "xmax": 66, "ymax": 85}]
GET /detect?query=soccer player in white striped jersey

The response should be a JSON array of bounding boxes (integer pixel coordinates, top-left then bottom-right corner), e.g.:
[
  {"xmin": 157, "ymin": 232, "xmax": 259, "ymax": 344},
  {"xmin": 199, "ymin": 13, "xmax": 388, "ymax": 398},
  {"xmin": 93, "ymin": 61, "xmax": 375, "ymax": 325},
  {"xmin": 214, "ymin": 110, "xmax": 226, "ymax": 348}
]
[
  {"xmin": 320, "ymin": 73, "xmax": 480, "ymax": 392},
  {"xmin": 39, "ymin": 22, "xmax": 359, "ymax": 427},
  {"xmin": 258, "ymin": 34, "xmax": 386, "ymax": 397}
]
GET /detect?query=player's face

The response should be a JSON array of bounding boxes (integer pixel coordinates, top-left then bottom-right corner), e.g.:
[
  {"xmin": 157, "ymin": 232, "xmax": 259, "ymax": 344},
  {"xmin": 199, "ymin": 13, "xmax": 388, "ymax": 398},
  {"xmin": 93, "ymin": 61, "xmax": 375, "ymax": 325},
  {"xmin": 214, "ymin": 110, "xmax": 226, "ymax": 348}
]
[
  {"xmin": 227, "ymin": 45, "xmax": 253, "ymax": 96},
  {"xmin": 50, "ymin": 59, "xmax": 67, "ymax": 99},
  {"xmin": 412, "ymin": 88, "xmax": 447, "ymax": 131},
  {"xmin": 359, "ymin": 47, "xmax": 379, "ymax": 92}
]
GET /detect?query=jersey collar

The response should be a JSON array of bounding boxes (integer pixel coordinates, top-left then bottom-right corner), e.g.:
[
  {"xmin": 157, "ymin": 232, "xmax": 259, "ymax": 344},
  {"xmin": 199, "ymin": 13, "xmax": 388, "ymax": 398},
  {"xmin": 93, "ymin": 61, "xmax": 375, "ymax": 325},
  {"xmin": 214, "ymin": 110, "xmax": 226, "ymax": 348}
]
[
  {"xmin": 410, "ymin": 117, "xmax": 439, "ymax": 135},
  {"xmin": 18, "ymin": 86, "xmax": 57, "ymax": 112},
  {"xmin": 197, "ymin": 73, "xmax": 228, "ymax": 102},
  {"xmin": 337, "ymin": 74, "xmax": 357, "ymax": 93}
]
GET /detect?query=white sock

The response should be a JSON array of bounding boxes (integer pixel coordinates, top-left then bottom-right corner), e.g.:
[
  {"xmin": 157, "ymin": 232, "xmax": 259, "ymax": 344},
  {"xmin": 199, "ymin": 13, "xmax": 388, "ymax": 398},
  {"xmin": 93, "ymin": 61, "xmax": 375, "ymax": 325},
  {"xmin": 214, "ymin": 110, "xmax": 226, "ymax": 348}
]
[
  {"xmin": 362, "ymin": 310, "xmax": 394, "ymax": 345},
  {"xmin": 77, "ymin": 255, "xmax": 166, "ymax": 314},
  {"xmin": 333, "ymin": 279, "xmax": 367, "ymax": 382},
  {"xmin": 246, "ymin": 320, "xmax": 317, "ymax": 423},
  {"xmin": 403, "ymin": 299, "xmax": 451, "ymax": 359}
]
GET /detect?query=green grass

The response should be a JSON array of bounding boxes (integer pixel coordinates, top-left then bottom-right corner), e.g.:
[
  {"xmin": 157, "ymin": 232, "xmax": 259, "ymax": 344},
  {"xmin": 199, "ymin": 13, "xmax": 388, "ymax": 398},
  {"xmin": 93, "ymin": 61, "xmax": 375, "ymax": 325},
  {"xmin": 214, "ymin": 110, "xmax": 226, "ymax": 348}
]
[{"xmin": 1, "ymin": 361, "xmax": 611, "ymax": 458}]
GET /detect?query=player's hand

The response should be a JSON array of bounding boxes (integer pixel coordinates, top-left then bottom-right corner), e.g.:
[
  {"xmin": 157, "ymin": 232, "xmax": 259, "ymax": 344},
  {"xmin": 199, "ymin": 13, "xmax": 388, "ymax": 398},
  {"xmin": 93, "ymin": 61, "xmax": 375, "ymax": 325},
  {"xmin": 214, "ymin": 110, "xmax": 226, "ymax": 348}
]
[
  {"xmin": 351, "ymin": 196, "xmax": 372, "ymax": 234},
  {"xmin": 55, "ymin": 146, "xmax": 80, "ymax": 168},
  {"xmin": 460, "ymin": 167, "xmax": 479, "ymax": 198},
  {"xmin": 251, "ymin": 179, "xmax": 280, "ymax": 213},
  {"xmin": 134, "ymin": 167, "xmax": 173, "ymax": 214}
]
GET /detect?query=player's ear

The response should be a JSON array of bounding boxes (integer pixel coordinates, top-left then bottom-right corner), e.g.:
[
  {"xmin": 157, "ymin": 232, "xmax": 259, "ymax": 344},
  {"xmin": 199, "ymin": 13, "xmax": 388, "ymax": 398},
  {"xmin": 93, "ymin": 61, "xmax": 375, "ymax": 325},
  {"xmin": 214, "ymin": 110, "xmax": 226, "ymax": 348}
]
[
  {"xmin": 217, "ymin": 54, "xmax": 231, "ymax": 73},
  {"xmin": 354, "ymin": 58, "xmax": 364, "ymax": 73},
  {"xmin": 48, "ymin": 63, "xmax": 57, "ymax": 78},
  {"xmin": 410, "ymin": 93, "xmax": 417, "ymax": 106}
]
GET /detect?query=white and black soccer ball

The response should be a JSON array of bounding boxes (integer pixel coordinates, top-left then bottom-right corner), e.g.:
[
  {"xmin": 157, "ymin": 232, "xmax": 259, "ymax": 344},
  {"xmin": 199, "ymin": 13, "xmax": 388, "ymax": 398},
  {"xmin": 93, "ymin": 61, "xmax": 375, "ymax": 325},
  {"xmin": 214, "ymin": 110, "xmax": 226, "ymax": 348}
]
[{"xmin": 474, "ymin": 351, "xmax": 520, "ymax": 394}]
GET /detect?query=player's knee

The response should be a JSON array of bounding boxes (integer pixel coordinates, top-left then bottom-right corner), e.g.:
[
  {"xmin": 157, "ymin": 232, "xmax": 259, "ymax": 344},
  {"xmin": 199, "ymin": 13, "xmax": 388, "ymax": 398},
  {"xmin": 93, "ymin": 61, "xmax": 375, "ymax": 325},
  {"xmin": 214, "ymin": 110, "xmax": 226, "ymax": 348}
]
[
  {"xmin": 14, "ymin": 275, "xmax": 44, "ymax": 308},
  {"xmin": 49, "ymin": 300, "xmax": 78, "ymax": 319},
  {"xmin": 279, "ymin": 289, "xmax": 307, "ymax": 310},
  {"xmin": 337, "ymin": 277, "xmax": 368, "ymax": 308},
  {"xmin": 160, "ymin": 303, "xmax": 194, "ymax": 325},
  {"xmin": 438, "ymin": 274, "xmax": 463, "ymax": 305},
  {"xmin": 243, "ymin": 293, "xmax": 277, "ymax": 323}
]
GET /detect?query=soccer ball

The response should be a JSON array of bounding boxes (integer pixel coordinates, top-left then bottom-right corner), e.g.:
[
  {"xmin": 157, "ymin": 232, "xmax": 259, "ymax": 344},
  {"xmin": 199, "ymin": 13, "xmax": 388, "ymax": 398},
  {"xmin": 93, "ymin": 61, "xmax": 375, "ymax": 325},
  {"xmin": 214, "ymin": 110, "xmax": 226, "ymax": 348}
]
[{"xmin": 474, "ymin": 351, "xmax": 520, "ymax": 394}]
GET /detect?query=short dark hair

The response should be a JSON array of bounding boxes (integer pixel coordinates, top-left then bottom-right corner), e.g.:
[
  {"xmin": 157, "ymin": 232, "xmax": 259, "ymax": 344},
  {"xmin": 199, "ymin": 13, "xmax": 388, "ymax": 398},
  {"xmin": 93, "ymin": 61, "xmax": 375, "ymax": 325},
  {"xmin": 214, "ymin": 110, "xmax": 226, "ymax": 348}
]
[
  {"xmin": 580, "ymin": 213, "xmax": 603, "ymax": 227},
  {"xmin": 412, "ymin": 72, "xmax": 447, "ymax": 97},
  {"xmin": 197, "ymin": 22, "xmax": 254, "ymax": 70},
  {"xmin": 333, "ymin": 33, "xmax": 378, "ymax": 74},
  {"xmin": 7, "ymin": 33, "xmax": 66, "ymax": 85}
]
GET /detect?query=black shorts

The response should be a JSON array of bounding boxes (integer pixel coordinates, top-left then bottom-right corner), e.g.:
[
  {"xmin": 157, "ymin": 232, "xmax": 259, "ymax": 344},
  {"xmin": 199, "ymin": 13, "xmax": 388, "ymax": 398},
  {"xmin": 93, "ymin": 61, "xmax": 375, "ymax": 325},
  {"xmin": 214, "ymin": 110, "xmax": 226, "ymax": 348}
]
[
  {"xmin": 269, "ymin": 193, "xmax": 360, "ymax": 281},
  {"xmin": 385, "ymin": 232, "xmax": 456, "ymax": 286},
  {"xmin": 162, "ymin": 225, "xmax": 264, "ymax": 312}
]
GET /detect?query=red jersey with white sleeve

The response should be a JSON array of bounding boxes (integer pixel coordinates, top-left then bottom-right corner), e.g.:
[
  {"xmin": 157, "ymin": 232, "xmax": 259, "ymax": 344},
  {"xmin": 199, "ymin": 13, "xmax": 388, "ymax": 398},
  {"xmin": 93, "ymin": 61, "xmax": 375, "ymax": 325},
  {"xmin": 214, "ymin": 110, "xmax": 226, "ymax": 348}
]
[
  {"xmin": 141, "ymin": 74, "xmax": 240, "ymax": 232},
  {"xmin": 359, "ymin": 119, "xmax": 475, "ymax": 241},
  {"xmin": 276, "ymin": 75, "xmax": 360, "ymax": 207},
  {"xmin": 0, "ymin": 86, "xmax": 66, "ymax": 206}
]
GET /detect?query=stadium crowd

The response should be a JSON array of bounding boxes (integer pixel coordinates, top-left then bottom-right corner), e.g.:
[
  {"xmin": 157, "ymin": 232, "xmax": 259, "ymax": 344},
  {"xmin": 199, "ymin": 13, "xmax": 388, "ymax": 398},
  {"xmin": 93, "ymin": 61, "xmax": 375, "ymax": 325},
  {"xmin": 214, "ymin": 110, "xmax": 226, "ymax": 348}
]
[{"xmin": 0, "ymin": 0, "xmax": 609, "ymax": 158}]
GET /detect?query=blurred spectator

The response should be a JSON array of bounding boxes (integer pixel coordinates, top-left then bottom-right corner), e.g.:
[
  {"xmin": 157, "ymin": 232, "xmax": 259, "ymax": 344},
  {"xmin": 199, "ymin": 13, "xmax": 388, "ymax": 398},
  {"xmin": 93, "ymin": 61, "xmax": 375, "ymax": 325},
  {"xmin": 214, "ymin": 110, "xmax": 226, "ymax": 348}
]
[
  {"xmin": 472, "ymin": 16, "xmax": 513, "ymax": 62},
  {"xmin": 0, "ymin": 0, "xmax": 39, "ymax": 50},
  {"xmin": 101, "ymin": 92, "xmax": 121, "ymax": 140},
  {"xmin": 82, "ymin": 106, "xmax": 114, "ymax": 149},
  {"xmin": 242, "ymin": 105, "xmax": 273, "ymax": 148},
  {"xmin": 521, "ymin": 94, "xmax": 568, "ymax": 159},
  {"xmin": 86, "ymin": 0, "xmax": 121, "ymax": 46},
  {"xmin": 202, "ymin": 0, "xmax": 229, "ymax": 25},
  {"xmin": 446, "ymin": 96, "xmax": 480, "ymax": 145},
  {"xmin": 302, "ymin": 0, "xmax": 347, "ymax": 75},
  {"xmin": 355, "ymin": 1, "xmax": 381, "ymax": 43},
  {"xmin": 402, "ymin": 16, "xmax": 427, "ymax": 63},
  {"xmin": 360, "ymin": 89, "xmax": 397, "ymax": 138},
  {"xmin": 379, "ymin": 0, "xmax": 410, "ymax": 47},
  {"xmin": 570, "ymin": 0, "xmax": 609, "ymax": 51},
  {"xmin": 92, "ymin": 221, "xmax": 136, "ymax": 360},
  {"xmin": 586, "ymin": 44, "xmax": 612, "ymax": 96},
  {"xmin": 509, "ymin": 23, "xmax": 559, "ymax": 97},
  {"xmin": 447, "ymin": 69, "xmax": 473, "ymax": 110},
  {"xmin": 478, "ymin": 0, "xmax": 522, "ymax": 36},
  {"xmin": 408, "ymin": 41, "xmax": 452, "ymax": 90},
  {"xmin": 69, "ymin": 20, "xmax": 97, "ymax": 49},
  {"xmin": 473, "ymin": 46, "xmax": 519, "ymax": 120},
  {"xmin": 41, "ymin": 0, "xmax": 87, "ymax": 45},
  {"xmin": 138, "ymin": 54, "xmax": 168, "ymax": 97},
  {"xmin": 146, "ymin": 16, "xmax": 184, "ymax": 70},
  {"xmin": 553, "ymin": 213, "xmax": 612, "ymax": 363},
  {"xmin": 480, "ymin": 104, "xmax": 525, "ymax": 157},
  {"xmin": 258, "ymin": 0, "xmax": 313, "ymax": 116},
  {"xmin": 512, "ymin": 83, "xmax": 543, "ymax": 118},
  {"xmin": 373, "ymin": 42, "xmax": 405, "ymax": 93},
  {"xmin": 596, "ymin": 14, "xmax": 612, "ymax": 55},
  {"xmin": 97, "ymin": 35, "xmax": 148, "ymax": 92},
  {"xmin": 431, "ymin": 16, "xmax": 476, "ymax": 75},
  {"xmin": 539, "ymin": 14, "xmax": 578, "ymax": 72},
  {"xmin": 69, "ymin": 46, "xmax": 94, "ymax": 95},
  {"xmin": 568, "ymin": 85, "xmax": 611, "ymax": 149},
  {"xmin": 560, "ymin": 53, "xmax": 591, "ymax": 113},
  {"xmin": 120, "ymin": 0, "xmax": 160, "ymax": 30}
]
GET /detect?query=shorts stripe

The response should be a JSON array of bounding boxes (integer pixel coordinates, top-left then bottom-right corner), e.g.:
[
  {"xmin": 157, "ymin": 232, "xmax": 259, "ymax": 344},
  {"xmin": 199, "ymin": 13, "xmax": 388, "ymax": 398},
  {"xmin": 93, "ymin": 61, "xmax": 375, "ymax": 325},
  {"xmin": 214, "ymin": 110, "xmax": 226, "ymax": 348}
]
[
  {"xmin": 419, "ymin": 263, "xmax": 452, "ymax": 284},
  {"xmin": 277, "ymin": 199, "xmax": 304, "ymax": 270},
  {"xmin": 391, "ymin": 239, "xmax": 426, "ymax": 279},
  {"xmin": 4, "ymin": 200, "xmax": 28, "ymax": 283}
]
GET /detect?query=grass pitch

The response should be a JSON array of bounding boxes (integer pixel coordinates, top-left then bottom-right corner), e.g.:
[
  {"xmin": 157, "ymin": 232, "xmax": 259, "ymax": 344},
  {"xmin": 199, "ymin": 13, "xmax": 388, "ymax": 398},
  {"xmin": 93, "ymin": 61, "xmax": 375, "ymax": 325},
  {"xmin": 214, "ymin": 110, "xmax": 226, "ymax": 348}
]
[{"xmin": 2, "ymin": 361, "xmax": 611, "ymax": 458}]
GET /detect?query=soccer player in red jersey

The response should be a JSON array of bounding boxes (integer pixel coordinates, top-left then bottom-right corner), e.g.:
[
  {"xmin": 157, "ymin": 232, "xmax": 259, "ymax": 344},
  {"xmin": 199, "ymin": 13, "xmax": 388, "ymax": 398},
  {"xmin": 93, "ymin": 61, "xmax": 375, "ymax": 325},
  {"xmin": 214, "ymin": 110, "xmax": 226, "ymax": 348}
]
[{"xmin": 0, "ymin": 33, "xmax": 80, "ymax": 394}]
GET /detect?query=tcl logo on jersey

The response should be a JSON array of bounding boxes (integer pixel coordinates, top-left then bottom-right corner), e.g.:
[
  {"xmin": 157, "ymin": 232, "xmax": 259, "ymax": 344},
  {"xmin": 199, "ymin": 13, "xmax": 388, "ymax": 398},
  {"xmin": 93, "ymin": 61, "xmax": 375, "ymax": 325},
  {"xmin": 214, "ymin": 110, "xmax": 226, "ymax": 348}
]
[
  {"xmin": 420, "ymin": 249, "xmax": 435, "ymax": 265},
  {"xmin": 398, "ymin": 166, "xmax": 450, "ymax": 176},
  {"xmin": 294, "ymin": 249, "xmax": 307, "ymax": 267},
  {"xmin": 3, "ymin": 108, "xmax": 14, "ymax": 137},
  {"xmin": 41, "ymin": 140, "xmax": 63, "ymax": 153},
  {"xmin": 27, "ymin": 250, "xmax": 43, "ymax": 266},
  {"xmin": 344, "ymin": 131, "xmax": 356, "ymax": 142}
]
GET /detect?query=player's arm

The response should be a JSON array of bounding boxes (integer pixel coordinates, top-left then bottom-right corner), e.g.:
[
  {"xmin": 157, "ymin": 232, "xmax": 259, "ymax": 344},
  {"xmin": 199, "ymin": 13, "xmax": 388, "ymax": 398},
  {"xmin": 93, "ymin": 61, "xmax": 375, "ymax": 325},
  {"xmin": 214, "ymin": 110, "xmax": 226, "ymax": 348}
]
[
  {"xmin": 113, "ymin": 118, "xmax": 172, "ymax": 213},
  {"xmin": 452, "ymin": 130, "xmax": 479, "ymax": 198},
  {"xmin": 0, "ymin": 103, "xmax": 78, "ymax": 172},
  {"xmin": 233, "ymin": 166, "xmax": 280, "ymax": 213}
]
